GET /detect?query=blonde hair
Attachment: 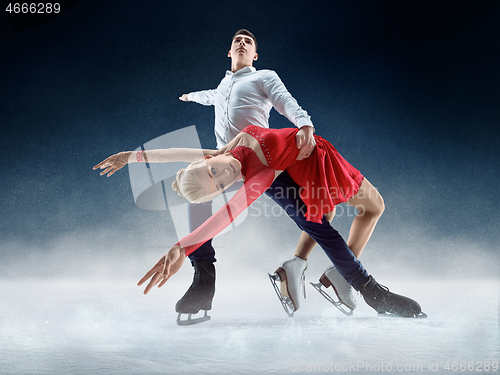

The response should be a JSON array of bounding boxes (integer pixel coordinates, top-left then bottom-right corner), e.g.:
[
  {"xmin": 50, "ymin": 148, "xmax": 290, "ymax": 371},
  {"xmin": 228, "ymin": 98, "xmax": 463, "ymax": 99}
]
[{"xmin": 171, "ymin": 158, "xmax": 214, "ymax": 203}]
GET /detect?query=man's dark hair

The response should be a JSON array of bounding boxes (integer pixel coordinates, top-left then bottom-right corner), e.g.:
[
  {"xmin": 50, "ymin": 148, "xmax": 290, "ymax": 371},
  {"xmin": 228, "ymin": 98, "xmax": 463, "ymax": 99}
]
[{"xmin": 232, "ymin": 29, "xmax": 257, "ymax": 51}]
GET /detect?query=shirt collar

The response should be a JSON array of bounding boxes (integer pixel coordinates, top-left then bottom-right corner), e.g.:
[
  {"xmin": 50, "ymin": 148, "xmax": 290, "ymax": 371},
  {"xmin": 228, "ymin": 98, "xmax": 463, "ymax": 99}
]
[{"xmin": 225, "ymin": 66, "xmax": 256, "ymax": 77}]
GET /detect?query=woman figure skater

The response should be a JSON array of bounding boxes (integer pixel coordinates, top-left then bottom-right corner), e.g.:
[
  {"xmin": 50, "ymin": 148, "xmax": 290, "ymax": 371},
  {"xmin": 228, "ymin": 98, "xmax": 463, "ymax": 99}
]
[{"xmin": 94, "ymin": 125, "xmax": 425, "ymax": 318}]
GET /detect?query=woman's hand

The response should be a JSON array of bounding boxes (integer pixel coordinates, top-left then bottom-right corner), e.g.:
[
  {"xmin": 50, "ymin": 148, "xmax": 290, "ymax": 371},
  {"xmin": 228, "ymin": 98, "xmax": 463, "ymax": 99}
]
[
  {"xmin": 93, "ymin": 151, "xmax": 132, "ymax": 177},
  {"xmin": 137, "ymin": 244, "xmax": 186, "ymax": 294},
  {"xmin": 179, "ymin": 94, "xmax": 190, "ymax": 102}
]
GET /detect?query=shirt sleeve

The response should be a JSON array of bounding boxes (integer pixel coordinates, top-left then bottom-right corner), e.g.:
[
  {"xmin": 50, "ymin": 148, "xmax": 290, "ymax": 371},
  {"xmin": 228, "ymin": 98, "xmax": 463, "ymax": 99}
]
[
  {"xmin": 260, "ymin": 71, "xmax": 313, "ymax": 129},
  {"xmin": 187, "ymin": 89, "xmax": 217, "ymax": 106},
  {"xmin": 177, "ymin": 166, "xmax": 275, "ymax": 256}
]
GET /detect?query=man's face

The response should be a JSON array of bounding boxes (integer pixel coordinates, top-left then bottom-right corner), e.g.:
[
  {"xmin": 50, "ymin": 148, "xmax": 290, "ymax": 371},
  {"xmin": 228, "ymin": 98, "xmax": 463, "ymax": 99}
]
[{"xmin": 228, "ymin": 34, "xmax": 258, "ymax": 67}]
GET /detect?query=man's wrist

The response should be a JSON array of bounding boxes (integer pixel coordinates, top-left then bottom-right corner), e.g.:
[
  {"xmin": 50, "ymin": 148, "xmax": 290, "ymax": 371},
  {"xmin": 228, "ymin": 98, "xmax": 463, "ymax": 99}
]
[{"xmin": 299, "ymin": 125, "xmax": 315, "ymax": 133}]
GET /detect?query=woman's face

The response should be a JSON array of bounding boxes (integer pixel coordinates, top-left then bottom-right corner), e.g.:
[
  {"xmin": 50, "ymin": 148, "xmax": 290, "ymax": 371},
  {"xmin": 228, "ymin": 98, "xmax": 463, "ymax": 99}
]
[{"xmin": 197, "ymin": 153, "xmax": 242, "ymax": 198}]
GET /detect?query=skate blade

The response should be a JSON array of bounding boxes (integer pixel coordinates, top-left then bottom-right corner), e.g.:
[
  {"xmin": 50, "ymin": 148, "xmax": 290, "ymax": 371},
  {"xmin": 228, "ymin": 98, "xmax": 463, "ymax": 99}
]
[
  {"xmin": 377, "ymin": 311, "xmax": 428, "ymax": 319},
  {"xmin": 310, "ymin": 282, "xmax": 354, "ymax": 316},
  {"xmin": 176, "ymin": 311, "xmax": 211, "ymax": 326},
  {"xmin": 268, "ymin": 273, "xmax": 294, "ymax": 317}
]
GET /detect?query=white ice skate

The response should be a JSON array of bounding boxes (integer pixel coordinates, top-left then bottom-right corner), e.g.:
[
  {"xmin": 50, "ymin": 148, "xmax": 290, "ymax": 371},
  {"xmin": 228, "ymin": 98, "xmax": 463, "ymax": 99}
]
[
  {"xmin": 268, "ymin": 256, "xmax": 307, "ymax": 317},
  {"xmin": 310, "ymin": 266, "xmax": 356, "ymax": 316}
]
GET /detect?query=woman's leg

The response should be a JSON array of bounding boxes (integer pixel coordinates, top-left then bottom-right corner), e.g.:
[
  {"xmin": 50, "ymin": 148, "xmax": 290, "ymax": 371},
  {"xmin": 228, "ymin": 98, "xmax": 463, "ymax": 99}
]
[
  {"xmin": 266, "ymin": 171, "xmax": 370, "ymax": 290},
  {"xmin": 346, "ymin": 178, "xmax": 385, "ymax": 259},
  {"xmin": 294, "ymin": 209, "xmax": 335, "ymax": 260}
]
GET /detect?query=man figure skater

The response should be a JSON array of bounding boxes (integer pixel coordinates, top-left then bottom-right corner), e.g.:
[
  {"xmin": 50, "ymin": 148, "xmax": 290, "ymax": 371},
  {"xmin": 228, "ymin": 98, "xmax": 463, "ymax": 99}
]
[{"xmin": 176, "ymin": 29, "xmax": 316, "ymax": 324}]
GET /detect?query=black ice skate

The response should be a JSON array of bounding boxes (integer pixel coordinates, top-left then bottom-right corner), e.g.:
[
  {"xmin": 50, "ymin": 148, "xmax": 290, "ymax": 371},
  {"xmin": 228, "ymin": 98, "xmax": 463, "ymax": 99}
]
[
  {"xmin": 360, "ymin": 276, "xmax": 427, "ymax": 318},
  {"xmin": 175, "ymin": 260, "xmax": 215, "ymax": 326}
]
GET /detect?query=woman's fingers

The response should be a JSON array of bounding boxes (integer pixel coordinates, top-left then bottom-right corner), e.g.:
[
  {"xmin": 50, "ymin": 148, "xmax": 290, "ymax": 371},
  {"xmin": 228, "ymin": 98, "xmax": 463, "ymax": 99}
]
[
  {"xmin": 143, "ymin": 272, "xmax": 163, "ymax": 294},
  {"xmin": 106, "ymin": 168, "xmax": 118, "ymax": 177},
  {"xmin": 100, "ymin": 166, "xmax": 111, "ymax": 175},
  {"xmin": 145, "ymin": 259, "xmax": 172, "ymax": 294},
  {"xmin": 93, "ymin": 160, "xmax": 105, "ymax": 170},
  {"xmin": 98, "ymin": 163, "xmax": 122, "ymax": 177},
  {"xmin": 94, "ymin": 160, "xmax": 112, "ymax": 170},
  {"xmin": 156, "ymin": 249, "xmax": 184, "ymax": 288},
  {"xmin": 161, "ymin": 255, "xmax": 174, "ymax": 277},
  {"xmin": 158, "ymin": 276, "xmax": 170, "ymax": 288},
  {"xmin": 137, "ymin": 256, "xmax": 169, "ymax": 288},
  {"xmin": 93, "ymin": 155, "xmax": 118, "ymax": 171},
  {"xmin": 138, "ymin": 263, "xmax": 163, "ymax": 286},
  {"xmin": 94, "ymin": 152, "xmax": 131, "ymax": 177},
  {"xmin": 157, "ymin": 260, "xmax": 176, "ymax": 288},
  {"xmin": 138, "ymin": 247, "xmax": 184, "ymax": 294}
]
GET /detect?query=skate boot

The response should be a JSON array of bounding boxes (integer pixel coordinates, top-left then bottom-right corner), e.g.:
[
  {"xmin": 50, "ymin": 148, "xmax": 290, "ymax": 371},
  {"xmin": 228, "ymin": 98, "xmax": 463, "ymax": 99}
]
[
  {"xmin": 310, "ymin": 266, "xmax": 356, "ymax": 316},
  {"xmin": 360, "ymin": 276, "xmax": 427, "ymax": 318},
  {"xmin": 175, "ymin": 260, "xmax": 215, "ymax": 326},
  {"xmin": 268, "ymin": 256, "xmax": 307, "ymax": 317}
]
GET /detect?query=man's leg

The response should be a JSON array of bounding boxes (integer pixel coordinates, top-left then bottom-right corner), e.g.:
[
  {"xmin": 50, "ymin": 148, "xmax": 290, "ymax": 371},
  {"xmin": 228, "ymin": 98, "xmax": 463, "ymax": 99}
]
[
  {"xmin": 294, "ymin": 210, "xmax": 335, "ymax": 260},
  {"xmin": 175, "ymin": 201, "xmax": 216, "ymax": 317},
  {"xmin": 187, "ymin": 200, "xmax": 217, "ymax": 264},
  {"xmin": 175, "ymin": 180, "xmax": 242, "ymax": 320}
]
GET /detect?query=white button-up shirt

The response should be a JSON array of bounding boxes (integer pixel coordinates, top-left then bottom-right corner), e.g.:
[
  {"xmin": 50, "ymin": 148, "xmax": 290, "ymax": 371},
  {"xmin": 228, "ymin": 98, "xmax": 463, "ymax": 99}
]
[{"xmin": 187, "ymin": 66, "xmax": 313, "ymax": 149}]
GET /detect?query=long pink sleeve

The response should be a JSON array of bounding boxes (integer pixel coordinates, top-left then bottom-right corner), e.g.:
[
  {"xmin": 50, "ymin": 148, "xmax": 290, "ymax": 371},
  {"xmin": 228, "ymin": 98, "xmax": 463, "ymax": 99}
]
[{"xmin": 177, "ymin": 165, "xmax": 275, "ymax": 257}]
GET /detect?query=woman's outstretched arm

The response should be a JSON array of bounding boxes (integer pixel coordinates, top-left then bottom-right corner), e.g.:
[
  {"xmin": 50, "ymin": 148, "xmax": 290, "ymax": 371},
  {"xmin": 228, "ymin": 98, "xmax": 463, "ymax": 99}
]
[{"xmin": 93, "ymin": 148, "xmax": 218, "ymax": 177}]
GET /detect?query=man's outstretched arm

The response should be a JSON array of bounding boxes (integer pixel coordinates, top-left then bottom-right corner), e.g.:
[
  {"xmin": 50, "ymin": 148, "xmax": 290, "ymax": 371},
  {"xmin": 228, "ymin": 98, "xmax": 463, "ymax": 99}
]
[{"xmin": 179, "ymin": 89, "xmax": 217, "ymax": 106}]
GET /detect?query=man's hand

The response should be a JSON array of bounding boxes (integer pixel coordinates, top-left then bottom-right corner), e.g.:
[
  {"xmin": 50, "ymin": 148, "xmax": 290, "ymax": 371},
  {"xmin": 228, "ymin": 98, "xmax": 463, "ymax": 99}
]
[
  {"xmin": 179, "ymin": 94, "xmax": 190, "ymax": 102},
  {"xmin": 137, "ymin": 244, "xmax": 185, "ymax": 294},
  {"xmin": 295, "ymin": 126, "xmax": 316, "ymax": 160}
]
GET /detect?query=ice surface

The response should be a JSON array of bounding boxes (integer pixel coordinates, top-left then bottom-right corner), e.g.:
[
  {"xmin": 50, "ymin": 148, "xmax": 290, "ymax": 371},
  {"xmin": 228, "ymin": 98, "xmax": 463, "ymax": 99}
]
[{"xmin": 0, "ymin": 272, "xmax": 498, "ymax": 374}]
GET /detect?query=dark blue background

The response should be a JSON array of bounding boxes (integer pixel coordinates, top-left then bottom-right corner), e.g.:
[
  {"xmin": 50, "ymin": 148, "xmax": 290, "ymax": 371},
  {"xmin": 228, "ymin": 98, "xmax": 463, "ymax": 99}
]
[{"xmin": 1, "ymin": 0, "xmax": 498, "ymax": 274}]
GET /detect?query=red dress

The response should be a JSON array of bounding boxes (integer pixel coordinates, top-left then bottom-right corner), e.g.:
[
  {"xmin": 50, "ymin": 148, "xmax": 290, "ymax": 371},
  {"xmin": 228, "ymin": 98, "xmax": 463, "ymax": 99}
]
[{"xmin": 178, "ymin": 126, "xmax": 364, "ymax": 256}]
